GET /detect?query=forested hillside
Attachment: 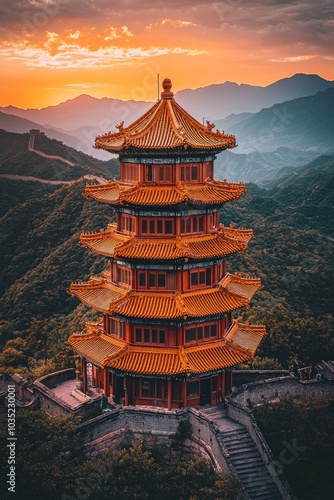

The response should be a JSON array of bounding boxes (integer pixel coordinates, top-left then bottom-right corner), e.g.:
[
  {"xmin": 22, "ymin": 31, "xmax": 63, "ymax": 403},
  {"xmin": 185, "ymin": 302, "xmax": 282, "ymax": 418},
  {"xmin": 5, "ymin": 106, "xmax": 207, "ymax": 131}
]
[
  {"xmin": 0, "ymin": 146, "xmax": 333, "ymax": 378},
  {"xmin": 0, "ymin": 129, "xmax": 119, "ymax": 181}
]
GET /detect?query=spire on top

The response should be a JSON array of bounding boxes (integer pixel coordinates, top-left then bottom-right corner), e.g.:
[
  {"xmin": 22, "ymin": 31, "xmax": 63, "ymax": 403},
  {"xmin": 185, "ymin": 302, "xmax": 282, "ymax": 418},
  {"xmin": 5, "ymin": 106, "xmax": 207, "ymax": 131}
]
[{"xmin": 161, "ymin": 78, "xmax": 174, "ymax": 99}]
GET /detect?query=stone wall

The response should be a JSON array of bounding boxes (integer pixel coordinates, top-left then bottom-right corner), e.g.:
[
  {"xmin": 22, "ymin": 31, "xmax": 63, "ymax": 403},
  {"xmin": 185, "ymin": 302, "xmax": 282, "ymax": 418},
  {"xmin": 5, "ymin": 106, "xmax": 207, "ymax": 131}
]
[
  {"xmin": 231, "ymin": 376, "xmax": 334, "ymax": 407},
  {"xmin": 33, "ymin": 369, "xmax": 101, "ymax": 420},
  {"xmin": 233, "ymin": 370, "xmax": 291, "ymax": 386},
  {"xmin": 77, "ymin": 406, "xmax": 231, "ymax": 473},
  {"xmin": 36, "ymin": 368, "xmax": 75, "ymax": 389}
]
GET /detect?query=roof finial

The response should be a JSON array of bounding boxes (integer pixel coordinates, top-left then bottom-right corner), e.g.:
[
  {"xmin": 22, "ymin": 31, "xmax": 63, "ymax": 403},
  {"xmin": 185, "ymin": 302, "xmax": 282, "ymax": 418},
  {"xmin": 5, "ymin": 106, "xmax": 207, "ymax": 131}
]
[{"xmin": 161, "ymin": 78, "xmax": 174, "ymax": 99}]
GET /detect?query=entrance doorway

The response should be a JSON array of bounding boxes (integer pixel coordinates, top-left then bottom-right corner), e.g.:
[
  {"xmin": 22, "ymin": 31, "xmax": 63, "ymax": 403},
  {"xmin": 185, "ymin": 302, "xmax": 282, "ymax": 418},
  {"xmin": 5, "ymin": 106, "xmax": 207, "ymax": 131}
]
[
  {"xmin": 114, "ymin": 375, "xmax": 125, "ymax": 404},
  {"xmin": 200, "ymin": 378, "xmax": 211, "ymax": 406}
]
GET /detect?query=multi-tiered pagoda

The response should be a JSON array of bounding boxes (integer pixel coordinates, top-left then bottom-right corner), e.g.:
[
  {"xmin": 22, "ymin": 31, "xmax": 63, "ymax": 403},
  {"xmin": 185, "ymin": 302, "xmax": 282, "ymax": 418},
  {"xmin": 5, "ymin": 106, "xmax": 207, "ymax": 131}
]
[{"xmin": 69, "ymin": 78, "xmax": 266, "ymax": 410}]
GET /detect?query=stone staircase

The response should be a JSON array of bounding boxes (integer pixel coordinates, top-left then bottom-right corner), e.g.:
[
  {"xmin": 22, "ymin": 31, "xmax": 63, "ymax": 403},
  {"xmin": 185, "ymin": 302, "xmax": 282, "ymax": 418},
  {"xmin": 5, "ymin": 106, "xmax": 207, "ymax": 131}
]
[{"xmin": 200, "ymin": 407, "xmax": 283, "ymax": 500}]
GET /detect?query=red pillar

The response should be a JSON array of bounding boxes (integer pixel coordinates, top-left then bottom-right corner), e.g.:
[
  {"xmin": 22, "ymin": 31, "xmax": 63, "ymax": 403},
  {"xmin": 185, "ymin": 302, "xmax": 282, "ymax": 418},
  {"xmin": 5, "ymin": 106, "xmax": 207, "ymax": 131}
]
[
  {"xmin": 82, "ymin": 359, "xmax": 87, "ymax": 394},
  {"xmin": 104, "ymin": 369, "xmax": 110, "ymax": 397},
  {"xmin": 182, "ymin": 381, "xmax": 187, "ymax": 408},
  {"xmin": 125, "ymin": 323, "xmax": 131, "ymax": 343},
  {"xmin": 124, "ymin": 376, "xmax": 128, "ymax": 406}
]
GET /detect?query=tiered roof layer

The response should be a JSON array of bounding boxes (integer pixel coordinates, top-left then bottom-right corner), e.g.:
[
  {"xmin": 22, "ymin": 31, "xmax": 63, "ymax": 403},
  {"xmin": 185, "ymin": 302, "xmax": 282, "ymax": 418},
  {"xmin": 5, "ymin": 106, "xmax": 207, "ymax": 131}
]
[
  {"xmin": 69, "ymin": 273, "xmax": 261, "ymax": 319},
  {"xmin": 80, "ymin": 224, "xmax": 253, "ymax": 261},
  {"xmin": 84, "ymin": 180, "xmax": 247, "ymax": 207},
  {"xmin": 95, "ymin": 78, "xmax": 236, "ymax": 154},
  {"xmin": 68, "ymin": 319, "xmax": 266, "ymax": 374}
]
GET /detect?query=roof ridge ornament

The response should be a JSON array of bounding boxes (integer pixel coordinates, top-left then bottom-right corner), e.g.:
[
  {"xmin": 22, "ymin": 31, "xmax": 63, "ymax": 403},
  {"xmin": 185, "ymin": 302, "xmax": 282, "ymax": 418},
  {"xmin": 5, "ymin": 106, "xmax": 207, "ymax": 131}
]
[{"xmin": 161, "ymin": 77, "xmax": 174, "ymax": 99}]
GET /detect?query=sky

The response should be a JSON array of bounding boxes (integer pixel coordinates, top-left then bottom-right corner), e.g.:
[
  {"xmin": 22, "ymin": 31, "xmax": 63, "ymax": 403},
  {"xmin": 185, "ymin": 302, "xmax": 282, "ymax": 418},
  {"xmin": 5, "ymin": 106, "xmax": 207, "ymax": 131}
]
[{"xmin": 0, "ymin": 0, "xmax": 333, "ymax": 108}]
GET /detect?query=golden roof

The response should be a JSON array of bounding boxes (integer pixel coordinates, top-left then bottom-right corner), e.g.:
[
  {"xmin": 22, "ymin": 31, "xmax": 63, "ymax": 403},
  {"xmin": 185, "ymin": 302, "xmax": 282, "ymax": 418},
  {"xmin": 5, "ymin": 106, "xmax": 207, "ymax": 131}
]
[
  {"xmin": 69, "ymin": 275, "xmax": 260, "ymax": 319},
  {"xmin": 84, "ymin": 180, "xmax": 247, "ymax": 207},
  {"xmin": 68, "ymin": 320, "xmax": 266, "ymax": 374},
  {"xmin": 80, "ymin": 224, "xmax": 253, "ymax": 260},
  {"xmin": 220, "ymin": 273, "xmax": 262, "ymax": 301},
  {"xmin": 69, "ymin": 278, "xmax": 127, "ymax": 313},
  {"xmin": 94, "ymin": 78, "xmax": 236, "ymax": 153}
]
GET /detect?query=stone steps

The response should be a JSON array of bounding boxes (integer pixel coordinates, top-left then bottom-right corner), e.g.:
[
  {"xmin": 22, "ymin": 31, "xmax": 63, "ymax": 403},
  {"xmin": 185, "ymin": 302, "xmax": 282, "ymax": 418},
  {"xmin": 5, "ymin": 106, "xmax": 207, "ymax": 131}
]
[
  {"xmin": 220, "ymin": 425, "xmax": 282, "ymax": 500},
  {"xmin": 200, "ymin": 408, "xmax": 283, "ymax": 500}
]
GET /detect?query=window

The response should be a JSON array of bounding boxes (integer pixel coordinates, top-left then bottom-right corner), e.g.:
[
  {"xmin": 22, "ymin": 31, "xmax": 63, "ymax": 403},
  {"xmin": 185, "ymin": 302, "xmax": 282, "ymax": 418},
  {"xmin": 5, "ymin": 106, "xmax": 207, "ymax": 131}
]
[
  {"xmin": 115, "ymin": 266, "xmax": 131, "ymax": 286},
  {"xmin": 108, "ymin": 318, "xmax": 124, "ymax": 339},
  {"xmin": 121, "ymin": 214, "xmax": 135, "ymax": 233},
  {"xmin": 137, "ymin": 271, "xmax": 169, "ymax": 290},
  {"xmin": 158, "ymin": 274, "xmax": 166, "ymax": 287},
  {"xmin": 121, "ymin": 163, "xmax": 138, "ymax": 181},
  {"xmin": 140, "ymin": 378, "xmax": 162, "ymax": 399},
  {"xmin": 180, "ymin": 216, "xmax": 204, "ymax": 234},
  {"xmin": 149, "ymin": 273, "xmax": 156, "ymax": 287},
  {"xmin": 180, "ymin": 164, "xmax": 199, "ymax": 182},
  {"xmin": 140, "ymin": 218, "xmax": 174, "ymax": 236},
  {"xmin": 134, "ymin": 326, "xmax": 166, "ymax": 345},
  {"xmin": 187, "ymin": 381, "xmax": 199, "ymax": 397},
  {"xmin": 146, "ymin": 164, "xmax": 153, "ymax": 182},
  {"xmin": 185, "ymin": 322, "xmax": 218, "ymax": 344},
  {"xmin": 165, "ymin": 220, "xmax": 173, "ymax": 234},
  {"xmin": 190, "ymin": 268, "xmax": 209, "ymax": 288},
  {"xmin": 139, "ymin": 272, "xmax": 146, "ymax": 287}
]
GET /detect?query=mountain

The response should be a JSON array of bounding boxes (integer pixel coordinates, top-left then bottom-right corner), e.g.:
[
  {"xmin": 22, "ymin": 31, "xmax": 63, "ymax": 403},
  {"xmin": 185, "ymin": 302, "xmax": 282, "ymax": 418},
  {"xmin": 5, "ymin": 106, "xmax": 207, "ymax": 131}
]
[
  {"xmin": 0, "ymin": 129, "xmax": 119, "ymax": 181},
  {"xmin": 1, "ymin": 94, "xmax": 152, "ymax": 132},
  {"xmin": 215, "ymin": 88, "xmax": 334, "ymax": 154},
  {"xmin": 176, "ymin": 73, "xmax": 334, "ymax": 121},
  {"xmin": 0, "ymin": 111, "xmax": 81, "ymax": 149},
  {"xmin": 267, "ymin": 154, "xmax": 334, "ymax": 236},
  {"xmin": 1, "ymin": 74, "xmax": 333, "ymax": 139},
  {"xmin": 215, "ymin": 147, "xmax": 320, "ymax": 185}
]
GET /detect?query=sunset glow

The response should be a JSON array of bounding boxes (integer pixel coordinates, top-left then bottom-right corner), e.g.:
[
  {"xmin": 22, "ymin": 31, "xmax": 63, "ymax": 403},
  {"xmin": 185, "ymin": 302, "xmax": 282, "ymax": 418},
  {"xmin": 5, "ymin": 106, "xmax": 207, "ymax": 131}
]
[{"xmin": 0, "ymin": 0, "xmax": 333, "ymax": 108}]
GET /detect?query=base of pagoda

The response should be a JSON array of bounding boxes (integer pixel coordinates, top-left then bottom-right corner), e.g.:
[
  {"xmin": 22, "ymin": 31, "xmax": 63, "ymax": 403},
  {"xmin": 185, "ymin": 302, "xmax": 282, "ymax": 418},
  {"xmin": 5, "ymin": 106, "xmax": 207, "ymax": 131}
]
[{"xmin": 84, "ymin": 364, "xmax": 233, "ymax": 410}]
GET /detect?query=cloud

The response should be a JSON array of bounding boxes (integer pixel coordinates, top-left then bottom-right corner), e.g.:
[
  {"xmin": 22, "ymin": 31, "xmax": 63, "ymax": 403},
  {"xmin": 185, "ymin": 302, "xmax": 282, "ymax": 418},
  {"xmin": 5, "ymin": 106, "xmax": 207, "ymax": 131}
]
[
  {"xmin": 147, "ymin": 18, "xmax": 197, "ymax": 29},
  {"xmin": 64, "ymin": 83, "xmax": 112, "ymax": 88},
  {"xmin": 68, "ymin": 30, "xmax": 80, "ymax": 39},
  {"xmin": 0, "ymin": 0, "xmax": 333, "ymax": 59},
  {"xmin": 0, "ymin": 39, "xmax": 207, "ymax": 69},
  {"xmin": 270, "ymin": 55, "xmax": 317, "ymax": 62},
  {"xmin": 104, "ymin": 25, "xmax": 133, "ymax": 41}
]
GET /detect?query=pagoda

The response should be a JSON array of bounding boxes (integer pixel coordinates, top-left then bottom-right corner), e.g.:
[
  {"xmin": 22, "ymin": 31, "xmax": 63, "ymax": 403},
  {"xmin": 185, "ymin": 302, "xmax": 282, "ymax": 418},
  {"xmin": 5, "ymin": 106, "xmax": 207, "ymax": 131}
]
[{"xmin": 68, "ymin": 78, "xmax": 266, "ymax": 410}]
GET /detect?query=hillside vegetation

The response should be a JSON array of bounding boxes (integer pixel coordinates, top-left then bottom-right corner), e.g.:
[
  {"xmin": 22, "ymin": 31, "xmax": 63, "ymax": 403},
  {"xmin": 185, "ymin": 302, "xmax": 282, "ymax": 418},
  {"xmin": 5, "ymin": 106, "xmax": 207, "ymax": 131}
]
[
  {"xmin": 0, "ymin": 129, "xmax": 119, "ymax": 181},
  {"xmin": 0, "ymin": 138, "xmax": 333, "ymax": 377}
]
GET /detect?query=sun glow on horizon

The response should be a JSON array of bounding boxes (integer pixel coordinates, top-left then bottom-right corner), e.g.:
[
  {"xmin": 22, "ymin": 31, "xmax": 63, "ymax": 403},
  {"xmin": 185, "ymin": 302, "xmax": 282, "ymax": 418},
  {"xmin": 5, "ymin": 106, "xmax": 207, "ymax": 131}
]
[{"xmin": 0, "ymin": 0, "xmax": 333, "ymax": 108}]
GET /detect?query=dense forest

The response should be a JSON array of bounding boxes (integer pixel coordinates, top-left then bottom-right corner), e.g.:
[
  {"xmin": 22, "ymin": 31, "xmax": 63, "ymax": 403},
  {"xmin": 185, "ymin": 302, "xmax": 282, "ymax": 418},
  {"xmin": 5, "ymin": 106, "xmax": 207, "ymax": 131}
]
[
  {"xmin": 254, "ymin": 395, "xmax": 334, "ymax": 500},
  {"xmin": 0, "ymin": 130, "xmax": 333, "ymax": 378}
]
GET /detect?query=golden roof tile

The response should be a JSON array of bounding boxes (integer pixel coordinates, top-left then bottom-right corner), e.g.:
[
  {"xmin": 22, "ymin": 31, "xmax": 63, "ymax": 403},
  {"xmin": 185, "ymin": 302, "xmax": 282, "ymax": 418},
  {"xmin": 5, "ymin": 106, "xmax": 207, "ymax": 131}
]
[
  {"xmin": 69, "ymin": 278, "xmax": 250, "ymax": 318},
  {"xmin": 68, "ymin": 328, "xmax": 126, "ymax": 366},
  {"xmin": 69, "ymin": 278, "xmax": 127, "ymax": 313},
  {"xmin": 68, "ymin": 320, "xmax": 265, "ymax": 374},
  {"xmin": 219, "ymin": 273, "xmax": 262, "ymax": 301},
  {"xmin": 84, "ymin": 180, "xmax": 246, "ymax": 207},
  {"xmin": 80, "ymin": 225, "xmax": 130, "ymax": 257},
  {"xmin": 225, "ymin": 320, "xmax": 266, "ymax": 354},
  {"xmin": 94, "ymin": 79, "xmax": 236, "ymax": 153},
  {"xmin": 80, "ymin": 228, "xmax": 251, "ymax": 260}
]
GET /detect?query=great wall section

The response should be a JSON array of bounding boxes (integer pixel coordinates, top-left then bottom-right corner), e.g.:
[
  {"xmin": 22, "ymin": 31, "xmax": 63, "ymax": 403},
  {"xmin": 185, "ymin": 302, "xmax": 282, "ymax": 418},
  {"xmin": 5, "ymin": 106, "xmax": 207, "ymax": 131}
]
[{"xmin": 2, "ymin": 367, "xmax": 333, "ymax": 499}]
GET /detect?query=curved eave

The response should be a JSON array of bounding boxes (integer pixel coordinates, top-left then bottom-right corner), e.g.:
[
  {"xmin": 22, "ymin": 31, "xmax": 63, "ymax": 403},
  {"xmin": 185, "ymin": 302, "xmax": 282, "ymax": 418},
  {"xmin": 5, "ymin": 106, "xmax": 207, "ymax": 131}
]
[
  {"xmin": 84, "ymin": 180, "xmax": 247, "ymax": 208},
  {"xmin": 219, "ymin": 273, "xmax": 262, "ymax": 301},
  {"xmin": 80, "ymin": 230, "xmax": 250, "ymax": 261},
  {"xmin": 69, "ymin": 278, "xmax": 251, "ymax": 319},
  {"xmin": 69, "ymin": 320, "xmax": 265, "ymax": 376}
]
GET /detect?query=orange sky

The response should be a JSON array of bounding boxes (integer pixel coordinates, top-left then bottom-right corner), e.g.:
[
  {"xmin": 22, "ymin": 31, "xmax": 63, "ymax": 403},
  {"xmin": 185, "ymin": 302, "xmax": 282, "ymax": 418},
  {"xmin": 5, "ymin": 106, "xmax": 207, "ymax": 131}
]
[{"xmin": 0, "ymin": 0, "xmax": 333, "ymax": 109}]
